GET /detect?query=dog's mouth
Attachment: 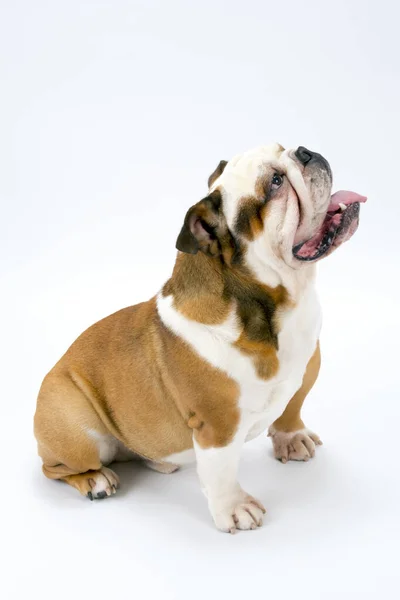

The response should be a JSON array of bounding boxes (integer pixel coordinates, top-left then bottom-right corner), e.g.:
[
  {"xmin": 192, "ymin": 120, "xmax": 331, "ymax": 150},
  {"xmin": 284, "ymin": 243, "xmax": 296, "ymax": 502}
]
[{"xmin": 293, "ymin": 191, "xmax": 367, "ymax": 261}]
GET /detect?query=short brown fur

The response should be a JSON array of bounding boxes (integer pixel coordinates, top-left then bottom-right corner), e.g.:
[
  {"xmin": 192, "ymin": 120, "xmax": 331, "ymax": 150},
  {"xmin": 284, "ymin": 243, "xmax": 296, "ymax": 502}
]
[
  {"xmin": 235, "ymin": 173, "xmax": 273, "ymax": 240},
  {"xmin": 34, "ymin": 296, "xmax": 241, "ymax": 488}
]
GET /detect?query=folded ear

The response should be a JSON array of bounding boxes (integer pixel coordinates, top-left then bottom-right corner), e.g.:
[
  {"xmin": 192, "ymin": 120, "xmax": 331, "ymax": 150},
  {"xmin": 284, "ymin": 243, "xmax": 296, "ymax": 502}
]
[
  {"xmin": 208, "ymin": 160, "xmax": 228, "ymax": 189},
  {"xmin": 176, "ymin": 190, "xmax": 225, "ymax": 256}
]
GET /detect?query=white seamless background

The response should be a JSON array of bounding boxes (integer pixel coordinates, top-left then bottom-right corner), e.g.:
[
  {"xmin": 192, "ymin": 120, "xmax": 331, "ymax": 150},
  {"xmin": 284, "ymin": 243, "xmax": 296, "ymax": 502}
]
[{"xmin": 1, "ymin": 1, "xmax": 399, "ymax": 599}]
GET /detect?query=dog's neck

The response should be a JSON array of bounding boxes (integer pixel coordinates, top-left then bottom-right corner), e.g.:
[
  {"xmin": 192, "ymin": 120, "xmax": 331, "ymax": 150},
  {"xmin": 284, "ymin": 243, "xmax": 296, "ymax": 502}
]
[
  {"xmin": 244, "ymin": 252, "xmax": 317, "ymax": 301},
  {"xmin": 162, "ymin": 251, "xmax": 316, "ymax": 331},
  {"xmin": 164, "ymin": 251, "xmax": 316, "ymax": 309}
]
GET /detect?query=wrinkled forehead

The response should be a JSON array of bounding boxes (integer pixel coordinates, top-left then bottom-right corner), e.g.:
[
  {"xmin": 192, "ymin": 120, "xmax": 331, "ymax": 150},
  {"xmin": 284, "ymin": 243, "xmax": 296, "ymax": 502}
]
[
  {"xmin": 229, "ymin": 142, "xmax": 285, "ymax": 173},
  {"xmin": 222, "ymin": 143, "xmax": 284, "ymax": 187},
  {"xmin": 215, "ymin": 143, "xmax": 301, "ymax": 198}
]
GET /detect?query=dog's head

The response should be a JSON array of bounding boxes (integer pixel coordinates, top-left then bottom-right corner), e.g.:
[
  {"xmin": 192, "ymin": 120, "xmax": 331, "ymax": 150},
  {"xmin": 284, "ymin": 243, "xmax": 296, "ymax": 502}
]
[{"xmin": 176, "ymin": 143, "xmax": 366, "ymax": 272}]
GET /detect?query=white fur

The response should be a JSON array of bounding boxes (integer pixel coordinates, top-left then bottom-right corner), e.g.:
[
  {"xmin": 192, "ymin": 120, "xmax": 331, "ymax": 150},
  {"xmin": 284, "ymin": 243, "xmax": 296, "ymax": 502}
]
[
  {"xmin": 162, "ymin": 448, "xmax": 196, "ymax": 465},
  {"xmin": 87, "ymin": 429, "xmax": 119, "ymax": 465},
  {"xmin": 193, "ymin": 430, "xmax": 265, "ymax": 532},
  {"xmin": 87, "ymin": 429, "xmax": 137, "ymax": 464}
]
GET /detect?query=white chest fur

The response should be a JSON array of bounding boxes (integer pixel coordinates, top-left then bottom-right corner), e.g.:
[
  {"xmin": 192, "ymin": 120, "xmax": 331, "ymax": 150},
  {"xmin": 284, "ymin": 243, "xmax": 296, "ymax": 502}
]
[{"xmin": 157, "ymin": 283, "xmax": 321, "ymax": 443}]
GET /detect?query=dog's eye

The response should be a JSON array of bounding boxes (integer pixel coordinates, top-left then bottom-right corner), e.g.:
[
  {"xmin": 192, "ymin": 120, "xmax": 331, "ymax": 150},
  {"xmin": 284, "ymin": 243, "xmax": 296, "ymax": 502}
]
[{"xmin": 271, "ymin": 173, "xmax": 283, "ymax": 189}]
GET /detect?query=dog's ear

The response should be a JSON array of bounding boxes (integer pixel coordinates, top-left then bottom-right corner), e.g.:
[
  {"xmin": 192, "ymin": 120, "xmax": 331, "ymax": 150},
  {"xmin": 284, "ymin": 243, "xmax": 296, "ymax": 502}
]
[
  {"xmin": 208, "ymin": 160, "xmax": 228, "ymax": 189},
  {"xmin": 176, "ymin": 190, "xmax": 225, "ymax": 256}
]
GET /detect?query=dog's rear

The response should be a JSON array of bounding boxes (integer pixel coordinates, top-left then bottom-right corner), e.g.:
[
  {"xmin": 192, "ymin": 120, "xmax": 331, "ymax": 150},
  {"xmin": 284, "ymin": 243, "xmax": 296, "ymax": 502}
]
[{"xmin": 34, "ymin": 299, "xmax": 193, "ymax": 497}]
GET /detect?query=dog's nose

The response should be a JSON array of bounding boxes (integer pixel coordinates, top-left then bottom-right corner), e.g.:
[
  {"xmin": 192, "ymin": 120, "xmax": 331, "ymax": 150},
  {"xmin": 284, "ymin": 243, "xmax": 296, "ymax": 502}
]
[{"xmin": 295, "ymin": 146, "xmax": 314, "ymax": 166}]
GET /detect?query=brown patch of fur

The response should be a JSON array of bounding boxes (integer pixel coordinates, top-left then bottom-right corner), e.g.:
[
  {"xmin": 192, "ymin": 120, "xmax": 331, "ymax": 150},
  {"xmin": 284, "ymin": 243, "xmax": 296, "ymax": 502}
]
[
  {"xmin": 235, "ymin": 172, "xmax": 273, "ymax": 240},
  {"xmin": 228, "ymin": 275, "xmax": 288, "ymax": 379},
  {"xmin": 155, "ymin": 313, "xmax": 240, "ymax": 449},
  {"xmin": 235, "ymin": 196, "xmax": 265, "ymax": 240},
  {"xmin": 163, "ymin": 252, "xmax": 230, "ymax": 324},
  {"xmin": 208, "ymin": 160, "xmax": 228, "ymax": 189},
  {"xmin": 164, "ymin": 248, "xmax": 289, "ymax": 380},
  {"xmin": 223, "ymin": 268, "xmax": 288, "ymax": 347},
  {"xmin": 234, "ymin": 334, "xmax": 279, "ymax": 379}
]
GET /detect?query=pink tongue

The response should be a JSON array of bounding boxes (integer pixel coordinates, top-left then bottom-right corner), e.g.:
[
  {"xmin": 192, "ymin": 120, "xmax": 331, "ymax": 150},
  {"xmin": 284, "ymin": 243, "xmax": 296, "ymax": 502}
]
[{"xmin": 328, "ymin": 190, "xmax": 367, "ymax": 211}]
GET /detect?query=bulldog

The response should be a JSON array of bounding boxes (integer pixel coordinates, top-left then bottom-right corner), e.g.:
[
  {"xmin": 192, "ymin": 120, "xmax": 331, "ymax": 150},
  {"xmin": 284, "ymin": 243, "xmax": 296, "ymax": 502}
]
[{"xmin": 34, "ymin": 143, "xmax": 366, "ymax": 533}]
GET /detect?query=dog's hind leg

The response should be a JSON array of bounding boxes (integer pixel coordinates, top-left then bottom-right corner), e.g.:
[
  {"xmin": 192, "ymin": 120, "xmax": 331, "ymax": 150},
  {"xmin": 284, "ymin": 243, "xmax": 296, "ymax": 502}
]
[{"xmin": 34, "ymin": 371, "xmax": 120, "ymax": 499}]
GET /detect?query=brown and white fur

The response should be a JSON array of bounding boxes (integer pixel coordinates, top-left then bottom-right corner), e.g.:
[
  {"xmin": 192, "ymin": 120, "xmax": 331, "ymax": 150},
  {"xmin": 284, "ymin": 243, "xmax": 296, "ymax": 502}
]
[{"xmin": 34, "ymin": 143, "xmax": 357, "ymax": 533}]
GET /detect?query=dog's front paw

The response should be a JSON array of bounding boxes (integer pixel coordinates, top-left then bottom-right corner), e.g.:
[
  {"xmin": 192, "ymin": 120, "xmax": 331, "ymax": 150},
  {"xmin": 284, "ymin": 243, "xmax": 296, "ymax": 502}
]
[
  {"xmin": 268, "ymin": 426, "xmax": 322, "ymax": 463},
  {"xmin": 210, "ymin": 491, "xmax": 266, "ymax": 533}
]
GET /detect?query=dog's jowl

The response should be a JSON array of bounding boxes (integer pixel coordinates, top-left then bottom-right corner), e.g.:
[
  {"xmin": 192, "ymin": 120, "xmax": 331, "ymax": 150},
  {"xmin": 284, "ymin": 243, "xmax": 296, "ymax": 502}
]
[{"xmin": 34, "ymin": 143, "xmax": 366, "ymax": 532}]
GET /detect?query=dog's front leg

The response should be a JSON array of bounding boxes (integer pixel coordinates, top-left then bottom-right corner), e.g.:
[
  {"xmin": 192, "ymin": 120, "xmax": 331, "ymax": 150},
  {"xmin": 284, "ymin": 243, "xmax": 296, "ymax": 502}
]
[{"xmin": 194, "ymin": 430, "xmax": 266, "ymax": 533}]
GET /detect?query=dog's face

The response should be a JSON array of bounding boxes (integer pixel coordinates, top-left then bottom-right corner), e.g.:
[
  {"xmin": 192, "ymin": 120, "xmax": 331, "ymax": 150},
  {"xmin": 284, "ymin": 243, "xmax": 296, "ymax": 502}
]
[{"xmin": 176, "ymin": 143, "xmax": 366, "ymax": 272}]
